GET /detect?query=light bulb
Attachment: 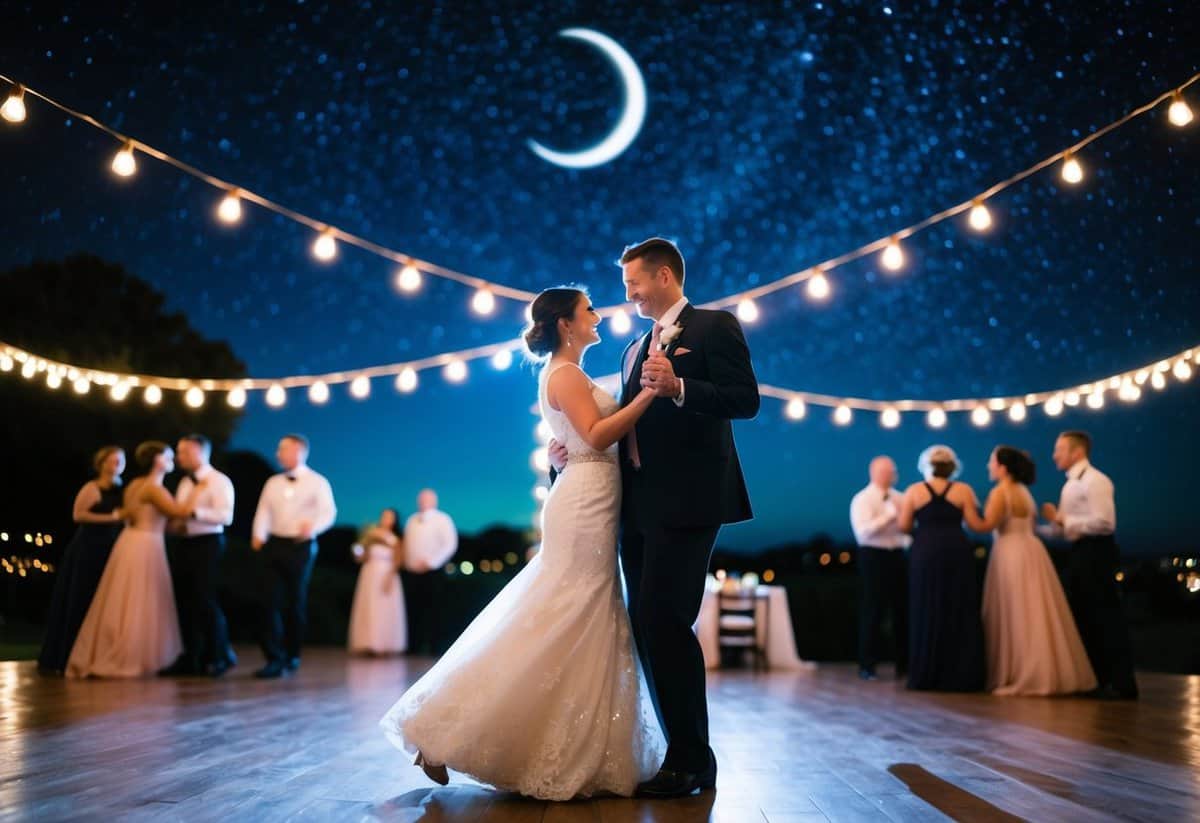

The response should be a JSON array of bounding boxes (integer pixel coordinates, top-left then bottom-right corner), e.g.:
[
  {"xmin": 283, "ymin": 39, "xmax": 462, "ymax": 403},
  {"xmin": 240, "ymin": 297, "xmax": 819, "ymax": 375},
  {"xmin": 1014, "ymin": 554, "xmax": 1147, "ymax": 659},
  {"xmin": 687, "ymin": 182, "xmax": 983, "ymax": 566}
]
[
  {"xmin": 110, "ymin": 381, "xmax": 131, "ymax": 402},
  {"xmin": 185, "ymin": 387, "xmax": 204, "ymax": 408},
  {"xmin": 533, "ymin": 485, "xmax": 549, "ymax": 502},
  {"xmin": 144, "ymin": 385, "xmax": 163, "ymax": 405},
  {"xmin": 1044, "ymin": 395, "xmax": 1064, "ymax": 416},
  {"xmin": 610, "ymin": 309, "xmax": 632, "ymax": 335},
  {"xmin": 535, "ymin": 420, "xmax": 553, "ymax": 442},
  {"xmin": 308, "ymin": 381, "xmax": 330, "ymax": 404},
  {"xmin": 21, "ymin": 360, "xmax": 36, "ymax": 379},
  {"xmin": 1064, "ymin": 391, "xmax": 1081, "ymax": 407},
  {"xmin": 926, "ymin": 408, "xmax": 947, "ymax": 428},
  {"xmin": 531, "ymin": 448, "xmax": 550, "ymax": 472},
  {"xmin": 0, "ymin": 354, "xmax": 11, "ymax": 372},
  {"xmin": 806, "ymin": 271, "xmax": 831, "ymax": 301},
  {"xmin": 491, "ymin": 349, "xmax": 513, "ymax": 370},
  {"xmin": 1168, "ymin": 93, "xmax": 1194, "ymax": 127},
  {"xmin": 266, "ymin": 384, "xmax": 286, "ymax": 407},
  {"xmin": 1008, "ymin": 402, "xmax": 1027, "ymax": 422},
  {"xmin": 881, "ymin": 237, "xmax": 905, "ymax": 272},
  {"xmin": 70, "ymin": 377, "xmax": 89, "ymax": 395},
  {"xmin": 736, "ymin": 298, "xmax": 759, "ymax": 323},
  {"xmin": 785, "ymin": 397, "xmax": 807, "ymax": 420},
  {"xmin": 880, "ymin": 408, "xmax": 901, "ymax": 429},
  {"xmin": 1135, "ymin": 369, "xmax": 1150, "ymax": 385},
  {"xmin": 1174, "ymin": 360, "xmax": 1193, "ymax": 381},
  {"xmin": 1085, "ymin": 390, "xmax": 1104, "ymax": 409},
  {"xmin": 833, "ymin": 405, "xmax": 852, "ymax": 426},
  {"xmin": 111, "ymin": 141, "xmax": 137, "ymax": 177},
  {"xmin": 226, "ymin": 387, "xmax": 247, "ymax": 408},
  {"xmin": 395, "ymin": 367, "xmax": 418, "ymax": 393},
  {"xmin": 396, "ymin": 264, "xmax": 422, "ymax": 293},
  {"xmin": 968, "ymin": 201, "xmax": 993, "ymax": 232},
  {"xmin": 1118, "ymin": 379, "xmax": 1141, "ymax": 403},
  {"xmin": 45, "ymin": 372, "xmax": 62, "ymax": 390},
  {"xmin": 970, "ymin": 406, "xmax": 992, "ymax": 427},
  {"xmin": 312, "ymin": 229, "xmax": 337, "ymax": 262},
  {"xmin": 472, "ymin": 288, "xmax": 496, "ymax": 315},
  {"xmin": 217, "ymin": 190, "xmax": 242, "ymax": 224},
  {"xmin": 349, "ymin": 375, "xmax": 371, "ymax": 399},
  {"xmin": 445, "ymin": 360, "xmax": 468, "ymax": 383},
  {"xmin": 1061, "ymin": 153, "xmax": 1083, "ymax": 184},
  {"xmin": 1, "ymin": 85, "xmax": 26, "ymax": 123},
  {"xmin": 1151, "ymin": 370, "xmax": 1167, "ymax": 390}
]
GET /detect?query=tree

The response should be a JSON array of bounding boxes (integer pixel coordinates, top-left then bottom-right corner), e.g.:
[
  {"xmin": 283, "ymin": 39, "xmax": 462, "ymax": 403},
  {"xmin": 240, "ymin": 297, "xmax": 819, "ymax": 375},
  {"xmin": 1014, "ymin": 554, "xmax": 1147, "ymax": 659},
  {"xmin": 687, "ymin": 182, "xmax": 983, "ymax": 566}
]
[{"xmin": 0, "ymin": 255, "xmax": 247, "ymax": 536}]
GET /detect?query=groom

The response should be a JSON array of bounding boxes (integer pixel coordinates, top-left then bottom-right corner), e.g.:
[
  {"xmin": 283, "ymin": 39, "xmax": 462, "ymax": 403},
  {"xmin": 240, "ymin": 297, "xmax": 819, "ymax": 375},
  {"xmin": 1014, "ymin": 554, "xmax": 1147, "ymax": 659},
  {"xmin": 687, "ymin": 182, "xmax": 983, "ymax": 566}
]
[{"xmin": 555, "ymin": 237, "xmax": 759, "ymax": 798}]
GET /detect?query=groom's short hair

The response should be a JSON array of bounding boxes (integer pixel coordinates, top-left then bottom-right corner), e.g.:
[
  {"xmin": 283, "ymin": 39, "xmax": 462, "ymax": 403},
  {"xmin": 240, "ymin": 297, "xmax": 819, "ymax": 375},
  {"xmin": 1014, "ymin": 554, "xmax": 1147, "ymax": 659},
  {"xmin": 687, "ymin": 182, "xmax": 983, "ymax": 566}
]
[
  {"xmin": 1059, "ymin": 430, "xmax": 1092, "ymax": 456},
  {"xmin": 619, "ymin": 237, "xmax": 685, "ymax": 286}
]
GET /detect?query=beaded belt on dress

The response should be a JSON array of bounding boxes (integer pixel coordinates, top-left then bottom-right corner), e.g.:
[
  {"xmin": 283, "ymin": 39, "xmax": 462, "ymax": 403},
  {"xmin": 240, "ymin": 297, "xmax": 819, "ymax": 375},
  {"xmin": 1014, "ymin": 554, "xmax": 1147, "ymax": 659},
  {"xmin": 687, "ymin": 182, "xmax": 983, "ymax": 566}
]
[{"xmin": 567, "ymin": 451, "xmax": 618, "ymax": 466}]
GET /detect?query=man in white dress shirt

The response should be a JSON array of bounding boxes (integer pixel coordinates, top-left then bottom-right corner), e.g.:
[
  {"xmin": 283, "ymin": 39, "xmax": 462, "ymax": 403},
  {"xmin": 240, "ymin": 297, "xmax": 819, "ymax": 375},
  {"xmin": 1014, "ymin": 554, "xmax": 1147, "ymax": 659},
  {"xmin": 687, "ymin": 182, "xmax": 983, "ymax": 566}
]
[
  {"xmin": 163, "ymin": 434, "xmax": 236, "ymax": 677},
  {"xmin": 402, "ymin": 489, "xmax": 458, "ymax": 655},
  {"xmin": 251, "ymin": 434, "xmax": 337, "ymax": 678},
  {"xmin": 850, "ymin": 456, "xmax": 912, "ymax": 681},
  {"xmin": 1039, "ymin": 430, "xmax": 1137, "ymax": 699}
]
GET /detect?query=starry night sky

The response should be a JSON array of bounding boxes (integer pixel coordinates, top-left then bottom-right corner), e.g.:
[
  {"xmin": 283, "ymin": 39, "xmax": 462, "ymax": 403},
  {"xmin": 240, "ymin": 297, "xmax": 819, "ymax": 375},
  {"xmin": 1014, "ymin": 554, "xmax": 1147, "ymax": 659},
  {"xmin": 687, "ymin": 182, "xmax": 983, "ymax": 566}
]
[{"xmin": 2, "ymin": 1, "xmax": 1198, "ymax": 553}]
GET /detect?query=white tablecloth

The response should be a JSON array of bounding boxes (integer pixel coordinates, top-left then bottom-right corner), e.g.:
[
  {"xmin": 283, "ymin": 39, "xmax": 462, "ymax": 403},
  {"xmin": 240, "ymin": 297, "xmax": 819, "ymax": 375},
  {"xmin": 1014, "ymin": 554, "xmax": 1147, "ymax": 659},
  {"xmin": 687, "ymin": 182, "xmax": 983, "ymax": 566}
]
[{"xmin": 694, "ymin": 584, "xmax": 815, "ymax": 671}]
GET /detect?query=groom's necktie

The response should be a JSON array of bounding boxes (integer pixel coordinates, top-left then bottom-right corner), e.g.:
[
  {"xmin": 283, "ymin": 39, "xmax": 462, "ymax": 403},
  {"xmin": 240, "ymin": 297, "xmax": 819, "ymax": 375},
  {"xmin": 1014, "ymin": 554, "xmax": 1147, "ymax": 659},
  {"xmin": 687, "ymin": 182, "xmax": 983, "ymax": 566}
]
[{"xmin": 625, "ymin": 323, "xmax": 662, "ymax": 469}]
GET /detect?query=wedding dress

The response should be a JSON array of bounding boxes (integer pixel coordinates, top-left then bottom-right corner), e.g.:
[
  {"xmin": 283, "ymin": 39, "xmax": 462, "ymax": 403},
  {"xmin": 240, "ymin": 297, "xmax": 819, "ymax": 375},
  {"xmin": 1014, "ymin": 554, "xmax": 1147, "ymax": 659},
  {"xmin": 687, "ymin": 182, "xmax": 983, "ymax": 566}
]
[{"xmin": 379, "ymin": 362, "xmax": 664, "ymax": 799}]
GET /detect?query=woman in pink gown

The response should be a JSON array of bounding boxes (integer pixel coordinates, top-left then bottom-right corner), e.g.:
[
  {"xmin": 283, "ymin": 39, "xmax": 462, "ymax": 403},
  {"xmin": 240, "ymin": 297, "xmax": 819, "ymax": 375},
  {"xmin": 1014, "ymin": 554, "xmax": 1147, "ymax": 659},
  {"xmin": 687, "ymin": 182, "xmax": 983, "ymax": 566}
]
[
  {"xmin": 966, "ymin": 446, "xmax": 1096, "ymax": 696},
  {"xmin": 347, "ymin": 508, "xmax": 407, "ymax": 655},
  {"xmin": 67, "ymin": 441, "xmax": 204, "ymax": 679}
]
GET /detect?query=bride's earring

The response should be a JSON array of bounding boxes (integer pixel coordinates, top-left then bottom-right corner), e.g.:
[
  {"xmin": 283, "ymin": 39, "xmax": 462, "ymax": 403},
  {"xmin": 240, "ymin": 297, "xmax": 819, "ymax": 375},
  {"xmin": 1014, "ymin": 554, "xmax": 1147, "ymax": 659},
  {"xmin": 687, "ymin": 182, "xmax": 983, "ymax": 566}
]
[{"xmin": 567, "ymin": 330, "xmax": 575, "ymax": 349}]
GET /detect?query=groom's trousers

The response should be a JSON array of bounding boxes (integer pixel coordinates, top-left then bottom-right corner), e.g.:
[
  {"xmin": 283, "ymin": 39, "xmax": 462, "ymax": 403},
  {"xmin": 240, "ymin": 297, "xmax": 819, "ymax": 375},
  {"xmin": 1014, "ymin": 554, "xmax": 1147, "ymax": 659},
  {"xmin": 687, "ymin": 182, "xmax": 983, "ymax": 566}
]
[
  {"xmin": 1066, "ymin": 535, "xmax": 1137, "ymax": 694},
  {"xmin": 259, "ymin": 536, "xmax": 318, "ymax": 665},
  {"xmin": 167, "ymin": 533, "xmax": 232, "ymax": 670},
  {"xmin": 620, "ymin": 500, "xmax": 720, "ymax": 775}
]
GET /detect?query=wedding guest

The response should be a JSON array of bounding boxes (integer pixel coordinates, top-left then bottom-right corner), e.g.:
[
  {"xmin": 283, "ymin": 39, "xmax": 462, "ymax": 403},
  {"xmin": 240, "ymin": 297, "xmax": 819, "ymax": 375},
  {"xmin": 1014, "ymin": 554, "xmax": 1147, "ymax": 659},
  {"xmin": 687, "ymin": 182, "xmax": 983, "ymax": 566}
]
[
  {"xmin": 348, "ymin": 508, "xmax": 407, "ymax": 655},
  {"xmin": 967, "ymin": 446, "xmax": 1096, "ymax": 696},
  {"xmin": 849, "ymin": 456, "xmax": 911, "ymax": 681},
  {"xmin": 402, "ymin": 489, "xmax": 458, "ymax": 655},
  {"xmin": 251, "ymin": 434, "xmax": 337, "ymax": 679},
  {"xmin": 1039, "ymin": 431, "xmax": 1138, "ymax": 700},
  {"xmin": 67, "ymin": 442, "xmax": 201, "ymax": 679},
  {"xmin": 897, "ymin": 445, "xmax": 985, "ymax": 692},
  {"xmin": 161, "ymin": 434, "xmax": 236, "ymax": 678},
  {"xmin": 37, "ymin": 446, "xmax": 126, "ymax": 675}
]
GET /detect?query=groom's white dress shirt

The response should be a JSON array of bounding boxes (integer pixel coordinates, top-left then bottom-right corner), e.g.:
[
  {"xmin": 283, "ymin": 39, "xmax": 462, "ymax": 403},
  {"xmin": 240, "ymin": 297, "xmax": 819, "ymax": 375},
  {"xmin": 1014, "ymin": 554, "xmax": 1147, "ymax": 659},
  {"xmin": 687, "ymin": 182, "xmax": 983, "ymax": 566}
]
[
  {"xmin": 404, "ymin": 509, "xmax": 458, "ymax": 573},
  {"xmin": 623, "ymin": 296, "xmax": 689, "ymax": 408},
  {"xmin": 1038, "ymin": 458, "xmax": 1116, "ymax": 542},
  {"xmin": 850, "ymin": 483, "xmax": 911, "ymax": 549},
  {"xmin": 252, "ymin": 464, "xmax": 337, "ymax": 542},
  {"xmin": 176, "ymin": 463, "xmax": 235, "ymax": 537}
]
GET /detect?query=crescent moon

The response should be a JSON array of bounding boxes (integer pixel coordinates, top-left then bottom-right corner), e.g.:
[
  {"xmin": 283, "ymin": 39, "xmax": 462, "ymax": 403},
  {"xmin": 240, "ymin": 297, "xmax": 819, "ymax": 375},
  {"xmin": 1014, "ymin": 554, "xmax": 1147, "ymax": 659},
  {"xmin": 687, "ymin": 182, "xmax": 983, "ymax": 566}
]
[{"xmin": 528, "ymin": 28, "xmax": 647, "ymax": 169}]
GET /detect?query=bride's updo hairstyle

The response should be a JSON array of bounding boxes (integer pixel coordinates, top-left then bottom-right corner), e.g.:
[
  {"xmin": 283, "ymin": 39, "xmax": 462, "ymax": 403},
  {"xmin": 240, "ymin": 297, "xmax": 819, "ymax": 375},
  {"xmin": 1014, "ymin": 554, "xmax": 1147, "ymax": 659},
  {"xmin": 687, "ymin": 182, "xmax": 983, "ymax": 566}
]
[
  {"xmin": 134, "ymin": 440, "xmax": 170, "ymax": 473},
  {"xmin": 523, "ymin": 286, "xmax": 588, "ymax": 361},
  {"xmin": 994, "ymin": 445, "xmax": 1036, "ymax": 485}
]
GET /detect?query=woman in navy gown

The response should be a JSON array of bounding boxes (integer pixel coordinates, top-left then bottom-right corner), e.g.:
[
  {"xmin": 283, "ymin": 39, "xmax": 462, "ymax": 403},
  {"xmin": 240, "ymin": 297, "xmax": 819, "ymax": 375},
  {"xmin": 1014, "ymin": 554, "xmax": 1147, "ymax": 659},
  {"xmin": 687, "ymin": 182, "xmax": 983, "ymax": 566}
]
[{"xmin": 37, "ymin": 446, "xmax": 126, "ymax": 675}]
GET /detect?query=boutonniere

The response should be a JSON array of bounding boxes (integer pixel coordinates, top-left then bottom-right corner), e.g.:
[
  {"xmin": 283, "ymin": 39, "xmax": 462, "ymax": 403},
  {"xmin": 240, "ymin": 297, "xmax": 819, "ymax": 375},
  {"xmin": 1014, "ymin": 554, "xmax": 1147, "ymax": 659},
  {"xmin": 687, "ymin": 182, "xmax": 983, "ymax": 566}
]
[{"xmin": 658, "ymin": 322, "xmax": 684, "ymax": 351}]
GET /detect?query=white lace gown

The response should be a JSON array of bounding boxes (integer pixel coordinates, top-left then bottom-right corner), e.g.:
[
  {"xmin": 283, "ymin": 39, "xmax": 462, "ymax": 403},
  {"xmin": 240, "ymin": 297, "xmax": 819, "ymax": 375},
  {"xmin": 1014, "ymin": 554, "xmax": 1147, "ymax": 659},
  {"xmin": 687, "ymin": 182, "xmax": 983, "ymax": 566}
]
[{"xmin": 379, "ymin": 364, "xmax": 664, "ymax": 799}]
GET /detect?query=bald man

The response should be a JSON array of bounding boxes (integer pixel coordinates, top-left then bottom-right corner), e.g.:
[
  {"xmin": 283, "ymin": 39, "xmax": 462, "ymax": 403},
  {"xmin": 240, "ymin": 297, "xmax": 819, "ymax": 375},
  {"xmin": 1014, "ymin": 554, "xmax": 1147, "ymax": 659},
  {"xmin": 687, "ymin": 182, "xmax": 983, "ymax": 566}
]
[{"xmin": 850, "ymin": 456, "xmax": 911, "ymax": 680}]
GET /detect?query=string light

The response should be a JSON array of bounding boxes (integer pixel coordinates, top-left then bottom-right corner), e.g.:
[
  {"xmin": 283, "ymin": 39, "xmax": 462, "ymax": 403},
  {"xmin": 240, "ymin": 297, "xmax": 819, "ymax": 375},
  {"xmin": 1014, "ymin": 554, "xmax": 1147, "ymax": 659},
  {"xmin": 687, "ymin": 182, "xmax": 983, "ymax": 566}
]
[
  {"xmin": 1008, "ymin": 402, "xmax": 1027, "ymax": 422},
  {"xmin": 396, "ymin": 367, "xmax": 418, "ymax": 393},
  {"xmin": 833, "ymin": 405, "xmax": 853, "ymax": 426},
  {"xmin": 1064, "ymin": 391, "xmax": 1081, "ymax": 407},
  {"xmin": 0, "ymin": 354, "xmax": 11, "ymax": 372},
  {"xmin": 1175, "ymin": 360, "xmax": 1193, "ymax": 381},
  {"xmin": 1086, "ymin": 390, "xmax": 1105, "ymax": 410},
  {"xmin": 926, "ymin": 408, "xmax": 947, "ymax": 428},
  {"xmin": 312, "ymin": 228, "xmax": 337, "ymax": 262},
  {"xmin": 530, "ymin": 448, "xmax": 550, "ymax": 472},
  {"xmin": 1168, "ymin": 91, "xmax": 1195, "ymax": 127},
  {"xmin": 395, "ymin": 264, "xmax": 422, "ymax": 293},
  {"xmin": 491, "ymin": 349, "xmax": 514, "ymax": 370},
  {"xmin": 45, "ymin": 372, "xmax": 61, "ymax": 390},
  {"xmin": 111, "ymin": 140, "xmax": 137, "ymax": 177},
  {"xmin": 1118, "ymin": 379, "xmax": 1141, "ymax": 403},
  {"xmin": 805, "ymin": 270, "xmax": 831, "ymax": 301},
  {"xmin": 144, "ymin": 384, "xmax": 162, "ymax": 405},
  {"xmin": 20, "ymin": 360, "xmax": 35, "ymax": 379},
  {"xmin": 736, "ymin": 298, "xmax": 759, "ymax": 323},
  {"xmin": 471, "ymin": 288, "xmax": 496, "ymax": 316},
  {"xmin": 968, "ymin": 200, "xmax": 993, "ymax": 232},
  {"xmin": 110, "ymin": 381, "xmax": 131, "ymax": 402},
  {"xmin": 880, "ymin": 237, "xmax": 905, "ymax": 272},
  {"xmin": 444, "ymin": 360, "xmax": 468, "ymax": 383},
  {"xmin": 226, "ymin": 386, "xmax": 247, "ymax": 408},
  {"xmin": 1, "ymin": 83, "xmax": 26, "ymax": 123},
  {"xmin": 266, "ymin": 384, "xmax": 286, "ymax": 407},
  {"xmin": 880, "ymin": 407, "xmax": 901, "ymax": 429},
  {"xmin": 1061, "ymin": 152, "xmax": 1084, "ymax": 185},
  {"xmin": 785, "ymin": 397, "xmax": 807, "ymax": 420},
  {"xmin": 184, "ymin": 386, "xmax": 204, "ymax": 408},
  {"xmin": 1044, "ymin": 395, "xmax": 1064, "ymax": 416},
  {"xmin": 216, "ymin": 189, "xmax": 243, "ymax": 224},
  {"xmin": 308, "ymin": 381, "xmax": 330, "ymax": 404},
  {"xmin": 970, "ymin": 406, "xmax": 992, "ymax": 427},
  {"xmin": 610, "ymin": 309, "xmax": 632, "ymax": 335},
  {"xmin": 349, "ymin": 375, "xmax": 371, "ymax": 399},
  {"xmin": 1150, "ymin": 371, "xmax": 1167, "ymax": 390},
  {"xmin": 69, "ymin": 376, "xmax": 88, "ymax": 395}
]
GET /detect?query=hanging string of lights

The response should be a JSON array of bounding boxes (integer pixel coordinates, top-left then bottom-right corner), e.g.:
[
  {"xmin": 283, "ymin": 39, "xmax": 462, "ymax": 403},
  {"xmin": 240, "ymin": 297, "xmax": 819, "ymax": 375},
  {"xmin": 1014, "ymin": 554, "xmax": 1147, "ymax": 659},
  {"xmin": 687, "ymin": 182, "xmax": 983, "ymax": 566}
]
[{"xmin": 2, "ymin": 70, "xmax": 1196, "ymax": 325}]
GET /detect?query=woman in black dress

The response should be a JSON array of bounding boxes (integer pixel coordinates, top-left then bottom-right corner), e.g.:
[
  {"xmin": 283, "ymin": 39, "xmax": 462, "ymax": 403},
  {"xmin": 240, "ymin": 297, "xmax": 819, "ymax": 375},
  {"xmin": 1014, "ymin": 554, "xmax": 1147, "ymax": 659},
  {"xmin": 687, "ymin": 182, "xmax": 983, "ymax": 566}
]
[
  {"xmin": 898, "ymin": 445, "xmax": 985, "ymax": 692},
  {"xmin": 37, "ymin": 446, "xmax": 126, "ymax": 675}
]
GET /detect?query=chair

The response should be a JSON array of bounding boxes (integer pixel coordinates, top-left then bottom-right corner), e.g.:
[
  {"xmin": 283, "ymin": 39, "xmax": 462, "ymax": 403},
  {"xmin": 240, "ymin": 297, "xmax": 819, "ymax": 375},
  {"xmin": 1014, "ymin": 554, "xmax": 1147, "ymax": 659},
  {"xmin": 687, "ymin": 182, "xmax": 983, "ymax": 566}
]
[{"xmin": 717, "ymin": 589, "xmax": 768, "ymax": 670}]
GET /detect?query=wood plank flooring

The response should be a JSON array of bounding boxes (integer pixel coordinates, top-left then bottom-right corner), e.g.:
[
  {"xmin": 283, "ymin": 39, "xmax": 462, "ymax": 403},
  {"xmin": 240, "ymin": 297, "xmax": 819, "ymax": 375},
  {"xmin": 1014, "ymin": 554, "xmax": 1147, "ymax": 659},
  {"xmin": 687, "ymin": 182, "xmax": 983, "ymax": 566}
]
[{"xmin": 1, "ymin": 650, "xmax": 1195, "ymax": 821}]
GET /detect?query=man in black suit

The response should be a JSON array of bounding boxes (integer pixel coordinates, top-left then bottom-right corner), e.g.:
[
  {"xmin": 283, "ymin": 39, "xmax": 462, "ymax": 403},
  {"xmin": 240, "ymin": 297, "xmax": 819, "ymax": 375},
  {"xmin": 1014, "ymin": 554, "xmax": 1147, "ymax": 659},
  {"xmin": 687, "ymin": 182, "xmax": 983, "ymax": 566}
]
[{"xmin": 555, "ymin": 237, "xmax": 759, "ymax": 798}]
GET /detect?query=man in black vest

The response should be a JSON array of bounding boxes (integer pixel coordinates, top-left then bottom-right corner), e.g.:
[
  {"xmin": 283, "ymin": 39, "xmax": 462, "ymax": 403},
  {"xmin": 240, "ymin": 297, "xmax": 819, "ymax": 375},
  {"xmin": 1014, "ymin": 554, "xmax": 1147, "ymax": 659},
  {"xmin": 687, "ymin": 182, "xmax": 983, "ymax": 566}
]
[{"xmin": 554, "ymin": 237, "xmax": 758, "ymax": 797}]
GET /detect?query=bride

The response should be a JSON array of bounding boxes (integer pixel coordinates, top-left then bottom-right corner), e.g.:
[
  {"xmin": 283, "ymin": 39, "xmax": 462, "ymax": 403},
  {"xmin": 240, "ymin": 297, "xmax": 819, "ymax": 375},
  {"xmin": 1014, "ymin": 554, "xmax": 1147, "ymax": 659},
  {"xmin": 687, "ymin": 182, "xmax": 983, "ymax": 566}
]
[{"xmin": 379, "ymin": 286, "xmax": 665, "ymax": 800}]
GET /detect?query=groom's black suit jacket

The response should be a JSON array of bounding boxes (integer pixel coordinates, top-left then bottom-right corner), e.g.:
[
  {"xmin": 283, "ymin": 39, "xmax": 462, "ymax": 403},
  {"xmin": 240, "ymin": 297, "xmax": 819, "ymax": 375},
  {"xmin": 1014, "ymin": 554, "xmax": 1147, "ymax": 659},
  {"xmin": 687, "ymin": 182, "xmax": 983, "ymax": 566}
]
[{"xmin": 619, "ymin": 303, "xmax": 759, "ymax": 529}]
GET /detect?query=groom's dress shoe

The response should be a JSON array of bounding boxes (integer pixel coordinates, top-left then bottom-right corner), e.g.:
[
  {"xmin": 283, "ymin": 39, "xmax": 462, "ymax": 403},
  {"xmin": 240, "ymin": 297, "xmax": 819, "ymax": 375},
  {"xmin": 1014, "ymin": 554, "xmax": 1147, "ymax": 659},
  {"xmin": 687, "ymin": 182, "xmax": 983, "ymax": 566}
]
[
  {"xmin": 254, "ymin": 662, "xmax": 286, "ymax": 679},
  {"xmin": 635, "ymin": 765, "xmax": 716, "ymax": 799},
  {"xmin": 158, "ymin": 658, "xmax": 198, "ymax": 677}
]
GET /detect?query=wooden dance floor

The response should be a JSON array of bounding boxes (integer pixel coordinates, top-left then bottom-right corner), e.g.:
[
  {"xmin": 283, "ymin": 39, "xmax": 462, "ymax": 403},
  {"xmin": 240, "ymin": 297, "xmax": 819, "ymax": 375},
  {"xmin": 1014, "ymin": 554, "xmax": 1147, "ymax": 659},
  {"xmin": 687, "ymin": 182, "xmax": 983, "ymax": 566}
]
[{"xmin": 2, "ymin": 649, "xmax": 1197, "ymax": 821}]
